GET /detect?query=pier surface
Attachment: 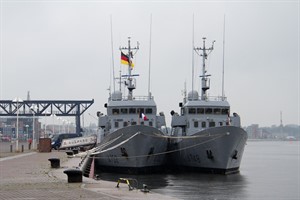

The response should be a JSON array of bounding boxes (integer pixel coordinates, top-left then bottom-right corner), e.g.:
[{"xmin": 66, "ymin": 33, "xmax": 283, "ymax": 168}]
[{"xmin": 0, "ymin": 142, "xmax": 177, "ymax": 200}]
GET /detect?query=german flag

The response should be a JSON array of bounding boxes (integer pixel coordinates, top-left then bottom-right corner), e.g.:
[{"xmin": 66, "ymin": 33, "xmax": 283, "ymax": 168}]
[{"xmin": 121, "ymin": 52, "xmax": 134, "ymax": 67}]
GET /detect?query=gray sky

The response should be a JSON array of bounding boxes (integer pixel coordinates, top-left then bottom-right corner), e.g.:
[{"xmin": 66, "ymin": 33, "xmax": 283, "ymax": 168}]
[{"xmin": 0, "ymin": 0, "xmax": 299, "ymax": 127}]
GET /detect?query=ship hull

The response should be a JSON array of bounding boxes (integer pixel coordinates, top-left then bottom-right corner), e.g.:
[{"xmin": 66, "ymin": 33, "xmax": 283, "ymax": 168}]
[
  {"xmin": 92, "ymin": 125, "xmax": 168, "ymax": 174},
  {"xmin": 168, "ymin": 126, "xmax": 248, "ymax": 174}
]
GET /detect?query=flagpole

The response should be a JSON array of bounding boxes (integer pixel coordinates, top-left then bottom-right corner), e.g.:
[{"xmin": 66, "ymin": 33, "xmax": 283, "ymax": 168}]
[
  {"xmin": 222, "ymin": 14, "xmax": 226, "ymax": 99},
  {"xmin": 192, "ymin": 14, "xmax": 195, "ymax": 99},
  {"xmin": 148, "ymin": 14, "xmax": 152, "ymax": 99},
  {"xmin": 110, "ymin": 15, "xmax": 115, "ymax": 93}
]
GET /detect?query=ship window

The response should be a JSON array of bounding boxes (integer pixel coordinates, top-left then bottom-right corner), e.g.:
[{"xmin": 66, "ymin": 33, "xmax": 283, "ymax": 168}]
[
  {"xmin": 112, "ymin": 109, "xmax": 119, "ymax": 115},
  {"xmin": 149, "ymin": 121, "xmax": 153, "ymax": 126},
  {"xmin": 120, "ymin": 108, "xmax": 128, "ymax": 114},
  {"xmin": 222, "ymin": 108, "xmax": 229, "ymax": 115},
  {"xmin": 138, "ymin": 108, "xmax": 144, "ymax": 114},
  {"xmin": 214, "ymin": 108, "xmax": 221, "ymax": 114},
  {"xmin": 145, "ymin": 108, "xmax": 152, "ymax": 114},
  {"xmin": 219, "ymin": 122, "xmax": 223, "ymax": 126},
  {"xmin": 209, "ymin": 121, "xmax": 215, "ymax": 127},
  {"xmin": 188, "ymin": 108, "xmax": 196, "ymax": 114},
  {"xmin": 123, "ymin": 121, "xmax": 128, "ymax": 127},
  {"xmin": 197, "ymin": 108, "xmax": 204, "ymax": 114},
  {"xmin": 131, "ymin": 121, "xmax": 137, "ymax": 125},
  {"xmin": 202, "ymin": 121, "xmax": 206, "ymax": 128},
  {"xmin": 194, "ymin": 121, "xmax": 199, "ymax": 128},
  {"xmin": 115, "ymin": 121, "xmax": 119, "ymax": 128},
  {"xmin": 182, "ymin": 108, "xmax": 186, "ymax": 115},
  {"xmin": 129, "ymin": 108, "xmax": 136, "ymax": 114},
  {"xmin": 205, "ymin": 108, "xmax": 213, "ymax": 114}
]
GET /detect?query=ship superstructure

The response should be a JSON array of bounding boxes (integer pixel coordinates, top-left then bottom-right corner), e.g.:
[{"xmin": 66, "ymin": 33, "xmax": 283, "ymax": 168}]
[{"xmin": 169, "ymin": 38, "xmax": 248, "ymax": 174}]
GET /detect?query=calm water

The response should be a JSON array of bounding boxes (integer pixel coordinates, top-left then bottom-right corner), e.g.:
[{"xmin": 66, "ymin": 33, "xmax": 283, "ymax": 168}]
[{"xmin": 97, "ymin": 141, "xmax": 300, "ymax": 200}]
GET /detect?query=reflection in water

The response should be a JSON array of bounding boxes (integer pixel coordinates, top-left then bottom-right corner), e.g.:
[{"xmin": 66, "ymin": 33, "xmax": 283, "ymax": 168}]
[
  {"xmin": 93, "ymin": 141, "xmax": 300, "ymax": 200},
  {"xmin": 96, "ymin": 172, "xmax": 247, "ymax": 199},
  {"xmin": 158, "ymin": 173, "xmax": 247, "ymax": 200}
]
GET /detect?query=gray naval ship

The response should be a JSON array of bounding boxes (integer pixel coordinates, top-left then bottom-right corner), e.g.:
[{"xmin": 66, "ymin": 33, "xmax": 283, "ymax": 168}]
[
  {"xmin": 169, "ymin": 38, "xmax": 248, "ymax": 174},
  {"xmin": 82, "ymin": 38, "xmax": 168, "ymax": 174}
]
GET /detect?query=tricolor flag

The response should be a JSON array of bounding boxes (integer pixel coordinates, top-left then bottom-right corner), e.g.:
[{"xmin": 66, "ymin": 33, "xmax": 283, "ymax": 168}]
[
  {"xmin": 142, "ymin": 113, "xmax": 148, "ymax": 121},
  {"xmin": 121, "ymin": 52, "xmax": 134, "ymax": 67}
]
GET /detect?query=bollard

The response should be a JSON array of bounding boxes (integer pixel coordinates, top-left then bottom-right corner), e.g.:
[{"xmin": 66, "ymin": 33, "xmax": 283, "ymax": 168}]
[
  {"xmin": 66, "ymin": 151, "xmax": 74, "ymax": 157},
  {"xmin": 21, "ymin": 145, "xmax": 24, "ymax": 152},
  {"xmin": 10, "ymin": 144, "xmax": 13, "ymax": 152},
  {"xmin": 63, "ymin": 169, "xmax": 83, "ymax": 183},
  {"xmin": 141, "ymin": 184, "xmax": 150, "ymax": 193},
  {"xmin": 48, "ymin": 158, "xmax": 60, "ymax": 168},
  {"xmin": 72, "ymin": 149, "xmax": 79, "ymax": 155}
]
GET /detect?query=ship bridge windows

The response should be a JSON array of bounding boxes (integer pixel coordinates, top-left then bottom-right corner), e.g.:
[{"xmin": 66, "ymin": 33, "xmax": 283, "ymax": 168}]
[
  {"xmin": 205, "ymin": 108, "xmax": 213, "ymax": 114},
  {"xmin": 129, "ymin": 108, "xmax": 136, "ymax": 114},
  {"xmin": 197, "ymin": 108, "xmax": 204, "ymax": 114},
  {"xmin": 137, "ymin": 108, "xmax": 144, "ymax": 115},
  {"xmin": 112, "ymin": 109, "xmax": 119, "ymax": 115},
  {"xmin": 186, "ymin": 107, "xmax": 229, "ymax": 115},
  {"xmin": 188, "ymin": 108, "xmax": 196, "ymax": 114},
  {"xmin": 213, "ymin": 108, "xmax": 221, "ymax": 114},
  {"xmin": 111, "ymin": 107, "xmax": 154, "ymax": 115},
  {"xmin": 221, "ymin": 108, "xmax": 229, "ymax": 115},
  {"xmin": 121, "ymin": 108, "xmax": 128, "ymax": 114},
  {"xmin": 145, "ymin": 108, "xmax": 153, "ymax": 114}
]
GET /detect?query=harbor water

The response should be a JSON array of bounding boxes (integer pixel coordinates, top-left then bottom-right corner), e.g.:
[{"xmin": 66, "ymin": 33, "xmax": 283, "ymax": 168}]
[{"xmin": 97, "ymin": 140, "xmax": 300, "ymax": 200}]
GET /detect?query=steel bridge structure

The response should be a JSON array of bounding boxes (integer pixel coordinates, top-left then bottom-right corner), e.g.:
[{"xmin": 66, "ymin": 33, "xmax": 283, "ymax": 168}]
[{"xmin": 0, "ymin": 100, "xmax": 94, "ymax": 134}]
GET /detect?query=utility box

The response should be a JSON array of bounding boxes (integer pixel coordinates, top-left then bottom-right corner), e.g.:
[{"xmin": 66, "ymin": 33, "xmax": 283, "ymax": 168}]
[{"xmin": 38, "ymin": 138, "xmax": 52, "ymax": 152}]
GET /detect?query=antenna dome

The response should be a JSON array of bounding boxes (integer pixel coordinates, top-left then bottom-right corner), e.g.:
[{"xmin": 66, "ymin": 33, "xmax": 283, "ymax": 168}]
[
  {"xmin": 188, "ymin": 90, "xmax": 199, "ymax": 100},
  {"xmin": 111, "ymin": 91, "xmax": 122, "ymax": 101}
]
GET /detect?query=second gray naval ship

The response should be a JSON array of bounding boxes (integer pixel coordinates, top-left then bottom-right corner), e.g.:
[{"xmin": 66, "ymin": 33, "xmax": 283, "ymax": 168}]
[{"xmin": 169, "ymin": 37, "xmax": 248, "ymax": 174}]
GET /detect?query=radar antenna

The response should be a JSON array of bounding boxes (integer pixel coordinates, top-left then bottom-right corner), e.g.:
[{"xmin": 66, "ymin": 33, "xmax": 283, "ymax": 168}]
[
  {"xmin": 194, "ymin": 37, "xmax": 215, "ymax": 100},
  {"xmin": 119, "ymin": 37, "xmax": 139, "ymax": 100}
]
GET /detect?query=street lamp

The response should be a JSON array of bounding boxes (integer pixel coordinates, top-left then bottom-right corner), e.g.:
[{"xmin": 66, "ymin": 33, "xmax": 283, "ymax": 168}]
[
  {"xmin": 67, "ymin": 121, "xmax": 70, "ymax": 133},
  {"xmin": 30, "ymin": 105, "xmax": 36, "ymax": 149},
  {"xmin": 44, "ymin": 111, "xmax": 49, "ymax": 138},
  {"xmin": 57, "ymin": 117, "xmax": 62, "ymax": 133},
  {"xmin": 25, "ymin": 125, "xmax": 29, "ymax": 140},
  {"xmin": 12, "ymin": 97, "xmax": 23, "ymax": 152},
  {"xmin": 62, "ymin": 119, "xmax": 66, "ymax": 133},
  {"xmin": 50, "ymin": 114, "xmax": 56, "ymax": 135}
]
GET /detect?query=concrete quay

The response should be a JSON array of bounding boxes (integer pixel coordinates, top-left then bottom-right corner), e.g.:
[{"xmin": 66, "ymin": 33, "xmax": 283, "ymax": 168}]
[{"xmin": 0, "ymin": 148, "xmax": 178, "ymax": 200}]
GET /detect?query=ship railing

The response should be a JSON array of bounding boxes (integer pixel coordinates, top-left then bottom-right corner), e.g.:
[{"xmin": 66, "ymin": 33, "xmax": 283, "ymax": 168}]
[
  {"xmin": 203, "ymin": 96, "xmax": 227, "ymax": 101},
  {"xmin": 109, "ymin": 95, "xmax": 154, "ymax": 101}
]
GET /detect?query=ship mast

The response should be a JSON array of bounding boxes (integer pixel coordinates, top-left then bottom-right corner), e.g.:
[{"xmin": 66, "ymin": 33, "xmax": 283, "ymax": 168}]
[
  {"xmin": 194, "ymin": 37, "xmax": 215, "ymax": 100},
  {"xmin": 120, "ymin": 37, "xmax": 139, "ymax": 100}
]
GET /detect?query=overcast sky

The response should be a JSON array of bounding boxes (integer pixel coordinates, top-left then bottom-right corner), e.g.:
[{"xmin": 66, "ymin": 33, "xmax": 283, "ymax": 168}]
[{"xmin": 0, "ymin": 0, "xmax": 299, "ymax": 127}]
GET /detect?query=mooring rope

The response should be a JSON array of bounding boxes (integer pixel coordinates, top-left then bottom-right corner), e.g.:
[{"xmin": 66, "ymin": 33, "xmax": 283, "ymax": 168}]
[
  {"xmin": 90, "ymin": 131, "xmax": 140, "ymax": 155},
  {"xmin": 75, "ymin": 134, "xmax": 124, "ymax": 157},
  {"xmin": 91, "ymin": 132, "xmax": 227, "ymax": 160},
  {"xmin": 140, "ymin": 132, "xmax": 216, "ymax": 139}
]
